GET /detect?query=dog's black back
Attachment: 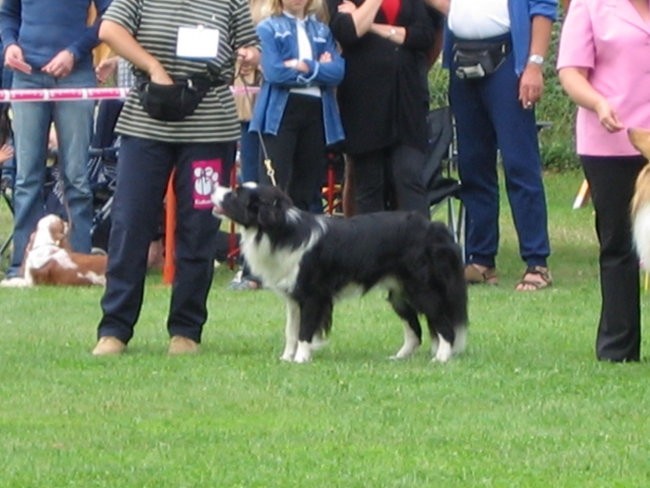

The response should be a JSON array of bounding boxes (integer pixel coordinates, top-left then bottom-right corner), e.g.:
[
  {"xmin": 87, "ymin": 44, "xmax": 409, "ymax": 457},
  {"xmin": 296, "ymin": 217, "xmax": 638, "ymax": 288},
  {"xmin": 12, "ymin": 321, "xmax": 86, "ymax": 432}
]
[{"xmin": 213, "ymin": 184, "xmax": 468, "ymax": 362}]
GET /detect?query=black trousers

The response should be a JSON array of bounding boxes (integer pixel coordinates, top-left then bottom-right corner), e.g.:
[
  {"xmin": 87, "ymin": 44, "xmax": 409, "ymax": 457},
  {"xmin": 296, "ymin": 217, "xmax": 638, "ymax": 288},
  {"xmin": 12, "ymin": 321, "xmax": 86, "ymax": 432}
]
[
  {"xmin": 97, "ymin": 135, "xmax": 235, "ymax": 344},
  {"xmin": 351, "ymin": 144, "xmax": 429, "ymax": 217},
  {"xmin": 582, "ymin": 155, "xmax": 646, "ymax": 361},
  {"xmin": 260, "ymin": 93, "xmax": 326, "ymax": 211}
]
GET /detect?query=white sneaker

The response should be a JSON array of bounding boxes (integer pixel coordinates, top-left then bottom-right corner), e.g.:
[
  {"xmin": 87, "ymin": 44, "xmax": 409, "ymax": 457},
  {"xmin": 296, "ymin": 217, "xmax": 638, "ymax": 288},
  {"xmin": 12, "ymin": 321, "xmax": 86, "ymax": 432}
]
[{"xmin": 0, "ymin": 276, "xmax": 28, "ymax": 287}]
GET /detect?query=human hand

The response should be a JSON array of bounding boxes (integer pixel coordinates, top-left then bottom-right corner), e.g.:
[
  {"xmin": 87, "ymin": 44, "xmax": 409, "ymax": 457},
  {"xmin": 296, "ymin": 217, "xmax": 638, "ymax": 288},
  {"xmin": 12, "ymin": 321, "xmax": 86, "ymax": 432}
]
[
  {"xmin": 594, "ymin": 99, "xmax": 624, "ymax": 133},
  {"xmin": 42, "ymin": 50, "xmax": 75, "ymax": 78},
  {"xmin": 283, "ymin": 58, "xmax": 308, "ymax": 72},
  {"xmin": 237, "ymin": 47, "xmax": 260, "ymax": 74},
  {"xmin": 95, "ymin": 57, "xmax": 118, "ymax": 84},
  {"xmin": 0, "ymin": 144, "xmax": 14, "ymax": 164},
  {"xmin": 4, "ymin": 44, "xmax": 32, "ymax": 74},
  {"xmin": 319, "ymin": 52, "xmax": 332, "ymax": 63},
  {"xmin": 148, "ymin": 64, "xmax": 174, "ymax": 85},
  {"xmin": 338, "ymin": 0, "xmax": 357, "ymax": 14},
  {"xmin": 519, "ymin": 63, "xmax": 544, "ymax": 109}
]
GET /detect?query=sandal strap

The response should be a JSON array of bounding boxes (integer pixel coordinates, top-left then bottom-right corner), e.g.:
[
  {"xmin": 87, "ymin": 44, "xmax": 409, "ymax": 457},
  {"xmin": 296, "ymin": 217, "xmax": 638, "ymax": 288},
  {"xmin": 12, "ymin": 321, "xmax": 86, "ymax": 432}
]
[
  {"xmin": 465, "ymin": 263, "xmax": 498, "ymax": 285},
  {"xmin": 524, "ymin": 265, "xmax": 552, "ymax": 284}
]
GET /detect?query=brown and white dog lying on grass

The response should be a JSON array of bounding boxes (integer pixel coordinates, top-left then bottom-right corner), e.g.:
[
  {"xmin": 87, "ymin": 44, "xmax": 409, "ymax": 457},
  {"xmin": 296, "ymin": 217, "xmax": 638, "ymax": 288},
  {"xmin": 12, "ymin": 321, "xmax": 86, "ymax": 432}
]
[
  {"xmin": 1, "ymin": 214, "xmax": 107, "ymax": 287},
  {"xmin": 629, "ymin": 128, "xmax": 650, "ymax": 270}
]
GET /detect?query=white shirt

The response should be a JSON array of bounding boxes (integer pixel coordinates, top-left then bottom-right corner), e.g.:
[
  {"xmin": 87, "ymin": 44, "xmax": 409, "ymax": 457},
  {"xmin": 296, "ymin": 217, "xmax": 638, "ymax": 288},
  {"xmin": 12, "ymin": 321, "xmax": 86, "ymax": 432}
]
[
  {"xmin": 448, "ymin": 0, "xmax": 510, "ymax": 40},
  {"xmin": 286, "ymin": 13, "xmax": 321, "ymax": 98}
]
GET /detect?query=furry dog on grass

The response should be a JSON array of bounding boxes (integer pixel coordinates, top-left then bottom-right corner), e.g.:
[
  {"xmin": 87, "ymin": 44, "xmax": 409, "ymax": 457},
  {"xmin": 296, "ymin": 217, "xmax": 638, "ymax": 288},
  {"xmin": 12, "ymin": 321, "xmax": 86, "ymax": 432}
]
[
  {"xmin": 212, "ymin": 183, "xmax": 468, "ymax": 363},
  {"xmin": 1, "ymin": 214, "xmax": 107, "ymax": 287},
  {"xmin": 629, "ymin": 128, "xmax": 650, "ymax": 269}
]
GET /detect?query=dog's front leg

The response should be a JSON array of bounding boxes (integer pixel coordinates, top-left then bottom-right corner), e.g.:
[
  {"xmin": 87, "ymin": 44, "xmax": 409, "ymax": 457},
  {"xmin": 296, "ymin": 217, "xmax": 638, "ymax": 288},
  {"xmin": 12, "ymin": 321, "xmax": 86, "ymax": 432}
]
[
  {"xmin": 280, "ymin": 298, "xmax": 300, "ymax": 361},
  {"xmin": 293, "ymin": 301, "xmax": 313, "ymax": 363},
  {"xmin": 293, "ymin": 296, "xmax": 331, "ymax": 363}
]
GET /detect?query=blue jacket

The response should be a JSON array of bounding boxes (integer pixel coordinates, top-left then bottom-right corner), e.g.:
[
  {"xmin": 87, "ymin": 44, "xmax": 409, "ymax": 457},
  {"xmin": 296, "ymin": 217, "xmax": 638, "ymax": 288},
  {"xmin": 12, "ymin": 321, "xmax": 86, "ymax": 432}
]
[
  {"xmin": 0, "ymin": 0, "xmax": 111, "ymax": 71},
  {"xmin": 442, "ymin": 0, "xmax": 557, "ymax": 76},
  {"xmin": 250, "ymin": 13, "xmax": 345, "ymax": 146}
]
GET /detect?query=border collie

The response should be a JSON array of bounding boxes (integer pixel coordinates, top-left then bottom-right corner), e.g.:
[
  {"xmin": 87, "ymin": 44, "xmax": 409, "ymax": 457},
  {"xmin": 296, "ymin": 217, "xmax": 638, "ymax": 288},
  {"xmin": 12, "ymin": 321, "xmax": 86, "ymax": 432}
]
[{"xmin": 212, "ymin": 183, "xmax": 468, "ymax": 363}]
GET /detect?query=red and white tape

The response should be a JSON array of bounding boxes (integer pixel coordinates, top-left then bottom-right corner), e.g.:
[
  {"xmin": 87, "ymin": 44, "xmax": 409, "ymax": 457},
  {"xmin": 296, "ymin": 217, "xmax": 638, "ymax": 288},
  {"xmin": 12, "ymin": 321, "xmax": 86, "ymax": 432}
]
[
  {"xmin": 0, "ymin": 87, "xmax": 130, "ymax": 102},
  {"xmin": 0, "ymin": 85, "xmax": 259, "ymax": 102}
]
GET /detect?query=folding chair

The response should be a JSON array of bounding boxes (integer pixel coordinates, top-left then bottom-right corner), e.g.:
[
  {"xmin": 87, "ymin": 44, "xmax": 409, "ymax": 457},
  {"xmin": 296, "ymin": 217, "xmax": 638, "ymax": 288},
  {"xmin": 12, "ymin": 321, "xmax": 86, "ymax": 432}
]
[
  {"xmin": 423, "ymin": 106, "xmax": 464, "ymax": 251},
  {"xmin": 0, "ymin": 159, "xmax": 14, "ymax": 258}
]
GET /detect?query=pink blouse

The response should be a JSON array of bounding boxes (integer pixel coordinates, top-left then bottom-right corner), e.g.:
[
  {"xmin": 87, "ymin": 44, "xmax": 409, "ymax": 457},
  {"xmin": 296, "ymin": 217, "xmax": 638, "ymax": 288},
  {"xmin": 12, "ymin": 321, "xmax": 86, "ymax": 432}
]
[{"xmin": 557, "ymin": 0, "xmax": 650, "ymax": 156}]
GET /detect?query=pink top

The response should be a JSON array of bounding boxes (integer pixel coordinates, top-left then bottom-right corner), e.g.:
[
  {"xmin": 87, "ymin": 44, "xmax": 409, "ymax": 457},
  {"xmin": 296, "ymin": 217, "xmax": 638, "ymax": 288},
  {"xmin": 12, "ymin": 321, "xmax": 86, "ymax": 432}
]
[{"xmin": 556, "ymin": 0, "xmax": 650, "ymax": 156}]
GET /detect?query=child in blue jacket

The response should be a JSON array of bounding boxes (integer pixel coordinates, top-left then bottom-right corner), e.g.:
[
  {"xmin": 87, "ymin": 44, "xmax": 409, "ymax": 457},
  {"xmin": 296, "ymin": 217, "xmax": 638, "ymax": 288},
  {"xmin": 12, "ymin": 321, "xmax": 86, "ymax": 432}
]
[{"xmin": 250, "ymin": 0, "xmax": 345, "ymax": 211}]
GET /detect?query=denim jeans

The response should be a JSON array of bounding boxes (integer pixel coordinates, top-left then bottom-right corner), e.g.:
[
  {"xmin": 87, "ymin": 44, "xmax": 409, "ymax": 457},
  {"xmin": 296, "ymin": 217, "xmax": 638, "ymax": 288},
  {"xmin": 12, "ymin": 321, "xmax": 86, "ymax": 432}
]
[
  {"xmin": 449, "ymin": 50, "xmax": 550, "ymax": 268},
  {"xmin": 8, "ymin": 69, "xmax": 95, "ymax": 276},
  {"xmin": 239, "ymin": 121, "xmax": 261, "ymax": 184}
]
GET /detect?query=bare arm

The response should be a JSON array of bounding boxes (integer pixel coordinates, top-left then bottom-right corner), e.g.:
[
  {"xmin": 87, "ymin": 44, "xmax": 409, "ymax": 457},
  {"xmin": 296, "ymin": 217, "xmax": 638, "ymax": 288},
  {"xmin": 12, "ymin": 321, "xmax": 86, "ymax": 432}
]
[
  {"xmin": 337, "ymin": 0, "xmax": 384, "ymax": 37},
  {"xmin": 425, "ymin": 0, "xmax": 449, "ymax": 16},
  {"xmin": 528, "ymin": 15, "xmax": 553, "ymax": 60},
  {"xmin": 558, "ymin": 66, "xmax": 623, "ymax": 132},
  {"xmin": 369, "ymin": 23, "xmax": 406, "ymax": 44},
  {"xmin": 518, "ymin": 15, "xmax": 553, "ymax": 108},
  {"xmin": 99, "ymin": 19, "xmax": 171, "ymax": 84}
]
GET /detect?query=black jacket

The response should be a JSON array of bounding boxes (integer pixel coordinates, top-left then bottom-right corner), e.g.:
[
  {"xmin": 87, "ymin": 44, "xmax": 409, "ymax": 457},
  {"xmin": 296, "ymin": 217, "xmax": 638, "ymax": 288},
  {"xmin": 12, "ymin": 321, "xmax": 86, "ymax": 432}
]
[{"xmin": 327, "ymin": 0, "xmax": 437, "ymax": 155}]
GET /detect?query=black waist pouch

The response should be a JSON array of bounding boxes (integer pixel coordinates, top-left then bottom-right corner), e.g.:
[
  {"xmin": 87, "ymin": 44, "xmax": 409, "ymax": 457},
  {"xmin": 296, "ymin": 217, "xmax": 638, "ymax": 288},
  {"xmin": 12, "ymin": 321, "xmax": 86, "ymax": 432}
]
[
  {"xmin": 452, "ymin": 39, "xmax": 511, "ymax": 79},
  {"xmin": 137, "ymin": 78, "xmax": 211, "ymax": 122}
]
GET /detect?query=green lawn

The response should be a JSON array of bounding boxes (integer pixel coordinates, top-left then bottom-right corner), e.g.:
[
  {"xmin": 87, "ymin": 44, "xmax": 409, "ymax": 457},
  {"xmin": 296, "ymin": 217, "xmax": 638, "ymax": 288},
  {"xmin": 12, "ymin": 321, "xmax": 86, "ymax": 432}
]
[{"xmin": 1, "ymin": 171, "xmax": 650, "ymax": 487}]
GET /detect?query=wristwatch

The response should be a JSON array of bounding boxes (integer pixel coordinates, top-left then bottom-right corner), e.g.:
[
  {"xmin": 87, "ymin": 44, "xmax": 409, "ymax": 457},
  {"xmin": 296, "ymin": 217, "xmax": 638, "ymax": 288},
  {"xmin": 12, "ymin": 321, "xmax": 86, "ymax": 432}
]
[{"xmin": 528, "ymin": 54, "xmax": 544, "ymax": 66}]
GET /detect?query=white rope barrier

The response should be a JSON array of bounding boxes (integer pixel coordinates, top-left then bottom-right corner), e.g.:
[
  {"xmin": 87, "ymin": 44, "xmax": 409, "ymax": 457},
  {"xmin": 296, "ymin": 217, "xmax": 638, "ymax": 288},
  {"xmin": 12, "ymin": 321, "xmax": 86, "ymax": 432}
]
[
  {"xmin": 229, "ymin": 86, "xmax": 260, "ymax": 96},
  {"xmin": 0, "ymin": 87, "xmax": 130, "ymax": 102},
  {"xmin": 0, "ymin": 85, "xmax": 259, "ymax": 102}
]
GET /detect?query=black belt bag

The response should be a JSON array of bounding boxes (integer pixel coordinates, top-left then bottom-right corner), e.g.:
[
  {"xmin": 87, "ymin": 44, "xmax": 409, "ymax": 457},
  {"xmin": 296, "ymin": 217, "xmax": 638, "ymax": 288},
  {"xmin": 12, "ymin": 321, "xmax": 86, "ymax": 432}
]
[
  {"xmin": 452, "ymin": 39, "xmax": 511, "ymax": 79},
  {"xmin": 136, "ymin": 77, "xmax": 212, "ymax": 122}
]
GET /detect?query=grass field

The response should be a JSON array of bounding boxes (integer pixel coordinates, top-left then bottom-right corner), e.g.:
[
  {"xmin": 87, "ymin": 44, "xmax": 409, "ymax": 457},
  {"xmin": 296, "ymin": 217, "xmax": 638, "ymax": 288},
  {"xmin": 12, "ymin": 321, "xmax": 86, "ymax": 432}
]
[{"xmin": 1, "ymin": 171, "xmax": 650, "ymax": 487}]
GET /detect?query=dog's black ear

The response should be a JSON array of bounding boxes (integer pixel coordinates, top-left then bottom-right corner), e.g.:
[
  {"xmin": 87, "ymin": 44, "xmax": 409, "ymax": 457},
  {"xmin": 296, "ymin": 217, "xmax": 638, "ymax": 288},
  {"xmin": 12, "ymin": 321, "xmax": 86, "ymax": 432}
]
[
  {"xmin": 274, "ymin": 190, "xmax": 293, "ymax": 211},
  {"xmin": 257, "ymin": 188, "xmax": 293, "ymax": 227}
]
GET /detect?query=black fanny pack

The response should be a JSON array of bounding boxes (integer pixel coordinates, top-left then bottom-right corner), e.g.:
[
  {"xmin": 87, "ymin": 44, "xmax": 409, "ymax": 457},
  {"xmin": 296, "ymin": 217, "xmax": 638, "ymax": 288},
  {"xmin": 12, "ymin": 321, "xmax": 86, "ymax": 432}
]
[
  {"xmin": 136, "ymin": 77, "xmax": 212, "ymax": 122},
  {"xmin": 452, "ymin": 38, "xmax": 511, "ymax": 79}
]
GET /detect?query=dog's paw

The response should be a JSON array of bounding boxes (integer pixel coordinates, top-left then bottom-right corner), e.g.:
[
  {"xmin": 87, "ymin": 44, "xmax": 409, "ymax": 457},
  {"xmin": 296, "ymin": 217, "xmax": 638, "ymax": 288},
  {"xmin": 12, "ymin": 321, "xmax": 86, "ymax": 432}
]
[
  {"xmin": 432, "ymin": 338, "xmax": 453, "ymax": 363},
  {"xmin": 280, "ymin": 343, "xmax": 297, "ymax": 362},
  {"xmin": 292, "ymin": 342, "xmax": 312, "ymax": 363},
  {"xmin": 390, "ymin": 345, "xmax": 420, "ymax": 360},
  {"xmin": 280, "ymin": 352, "xmax": 295, "ymax": 362},
  {"xmin": 390, "ymin": 336, "xmax": 420, "ymax": 360}
]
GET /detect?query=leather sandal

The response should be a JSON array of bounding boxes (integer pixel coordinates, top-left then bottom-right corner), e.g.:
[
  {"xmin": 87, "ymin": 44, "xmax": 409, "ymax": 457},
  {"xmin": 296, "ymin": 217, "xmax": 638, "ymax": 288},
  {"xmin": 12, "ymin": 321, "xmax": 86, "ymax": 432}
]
[
  {"xmin": 464, "ymin": 263, "xmax": 498, "ymax": 285},
  {"xmin": 515, "ymin": 265, "xmax": 552, "ymax": 291}
]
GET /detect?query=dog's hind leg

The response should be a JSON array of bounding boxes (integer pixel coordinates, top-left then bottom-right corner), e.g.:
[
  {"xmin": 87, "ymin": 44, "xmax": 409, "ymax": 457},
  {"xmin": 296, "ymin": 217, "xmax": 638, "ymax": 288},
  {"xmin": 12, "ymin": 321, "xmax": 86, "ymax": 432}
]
[
  {"xmin": 387, "ymin": 290, "xmax": 422, "ymax": 359},
  {"xmin": 408, "ymin": 290, "xmax": 455, "ymax": 363},
  {"xmin": 281, "ymin": 298, "xmax": 300, "ymax": 362},
  {"xmin": 425, "ymin": 314, "xmax": 460, "ymax": 363}
]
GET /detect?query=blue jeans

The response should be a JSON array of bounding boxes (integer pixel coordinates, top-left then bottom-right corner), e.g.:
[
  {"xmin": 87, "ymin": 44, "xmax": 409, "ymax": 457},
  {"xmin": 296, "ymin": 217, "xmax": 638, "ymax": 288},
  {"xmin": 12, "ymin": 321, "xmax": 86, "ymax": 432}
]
[
  {"xmin": 449, "ymin": 48, "xmax": 550, "ymax": 268},
  {"xmin": 8, "ymin": 69, "xmax": 95, "ymax": 275},
  {"xmin": 239, "ymin": 121, "xmax": 260, "ymax": 183}
]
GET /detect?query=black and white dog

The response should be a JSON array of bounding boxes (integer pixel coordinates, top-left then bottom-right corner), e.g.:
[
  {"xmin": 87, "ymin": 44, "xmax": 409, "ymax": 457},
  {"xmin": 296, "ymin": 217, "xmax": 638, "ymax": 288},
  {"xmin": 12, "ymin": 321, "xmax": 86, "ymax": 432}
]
[{"xmin": 212, "ymin": 183, "xmax": 468, "ymax": 363}]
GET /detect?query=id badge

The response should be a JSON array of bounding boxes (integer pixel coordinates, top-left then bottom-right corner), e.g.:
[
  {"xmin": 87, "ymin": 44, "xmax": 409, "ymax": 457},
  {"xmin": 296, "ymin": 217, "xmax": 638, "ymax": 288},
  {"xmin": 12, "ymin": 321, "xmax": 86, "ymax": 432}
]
[{"xmin": 176, "ymin": 26, "xmax": 220, "ymax": 59}]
